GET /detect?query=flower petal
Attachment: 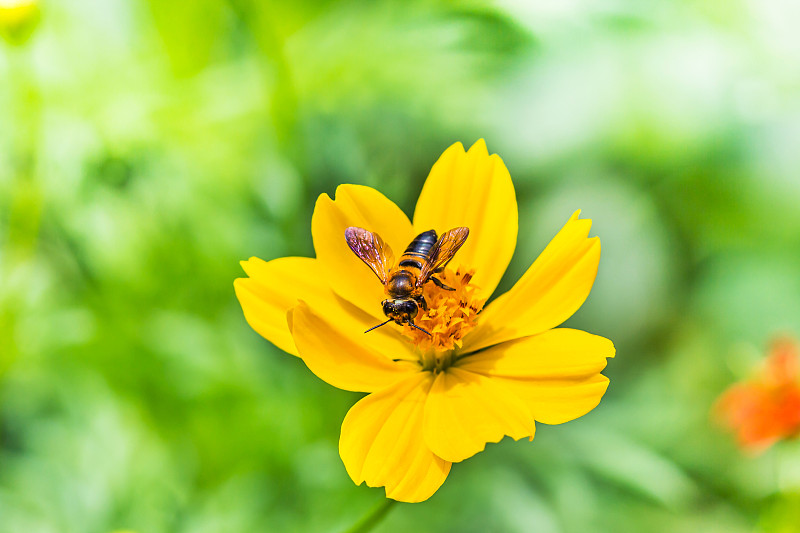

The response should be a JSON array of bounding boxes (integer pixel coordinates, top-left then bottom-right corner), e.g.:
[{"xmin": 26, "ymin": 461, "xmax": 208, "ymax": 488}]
[
  {"xmin": 312, "ymin": 184, "xmax": 415, "ymax": 319},
  {"xmin": 462, "ymin": 210, "xmax": 600, "ymax": 353},
  {"xmin": 234, "ymin": 256, "xmax": 331, "ymax": 356},
  {"xmin": 413, "ymin": 140, "xmax": 517, "ymax": 300},
  {"xmin": 339, "ymin": 373, "xmax": 451, "ymax": 502},
  {"xmin": 458, "ymin": 329, "xmax": 614, "ymax": 425},
  {"xmin": 290, "ymin": 301, "xmax": 420, "ymax": 393},
  {"xmin": 423, "ymin": 367, "xmax": 535, "ymax": 463}
]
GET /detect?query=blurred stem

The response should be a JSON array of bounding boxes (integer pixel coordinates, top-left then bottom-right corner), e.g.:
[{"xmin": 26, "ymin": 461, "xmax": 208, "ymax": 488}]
[
  {"xmin": 226, "ymin": 0, "xmax": 305, "ymax": 166},
  {"xmin": 5, "ymin": 44, "xmax": 43, "ymax": 263},
  {"xmin": 1, "ymin": 44, "xmax": 42, "ymax": 378},
  {"xmin": 340, "ymin": 499, "xmax": 397, "ymax": 533},
  {"xmin": 224, "ymin": 0, "xmax": 311, "ymax": 252},
  {"xmin": 774, "ymin": 439, "xmax": 800, "ymax": 493}
]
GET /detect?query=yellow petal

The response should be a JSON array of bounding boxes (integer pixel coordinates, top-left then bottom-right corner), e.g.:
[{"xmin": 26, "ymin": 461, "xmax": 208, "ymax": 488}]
[
  {"xmin": 423, "ymin": 367, "xmax": 535, "ymax": 463},
  {"xmin": 498, "ymin": 374, "xmax": 610, "ymax": 426},
  {"xmin": 458, "ymin": 329, "xmax": 615, "ymax": 425},
  {"xmin": 312, "ymin": 185, "xmax": 415, "ymax": 319},
  {"xmin": 290, "ymin": 301, "xmax": 419, "ymax": 392},
  {"xmin": 339, "ymin": 373, "xmax": 451, "ymax": 502},
  {"xmin": 413, "ymin": 140, "xmax": 517, "ymax": 300},
  {"xmin": 234, "ymin": 256, "xmax": 331, "ymax": 356},
  {"xmin": 462, "ymin": 210, "xmax": 600, "ymax": 353}
]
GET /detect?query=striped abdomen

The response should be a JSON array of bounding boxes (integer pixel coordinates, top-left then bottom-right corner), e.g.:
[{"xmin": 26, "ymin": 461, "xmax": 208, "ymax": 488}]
[
  {"xmin": 386, "ymin": 230, "xmax": 437, "ymax": 298},
  {"xmin": 398, "ymin": 230, "xmax": 437, "ymax": 272}
]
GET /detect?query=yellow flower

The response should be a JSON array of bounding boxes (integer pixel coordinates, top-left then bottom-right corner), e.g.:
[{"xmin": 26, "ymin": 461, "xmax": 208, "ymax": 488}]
[
  {"xmin": 0, "ymin": 0, "xmax": 39, "ymax": 44},
  {"xmin": 235, "ymin": 140, "xmax": 615, "ymax": 502}
]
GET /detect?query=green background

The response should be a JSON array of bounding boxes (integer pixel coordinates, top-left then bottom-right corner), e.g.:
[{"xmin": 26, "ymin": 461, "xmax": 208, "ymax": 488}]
[{"xmin": 2, "ymin": 0, "xmax": 800, "ymax": 531}]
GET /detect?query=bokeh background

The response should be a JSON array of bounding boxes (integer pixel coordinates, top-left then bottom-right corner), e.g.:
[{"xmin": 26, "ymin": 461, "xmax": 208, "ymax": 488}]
[{"xmin": 2, "ymin": 0, "xmax": 800, "ymax": 531}]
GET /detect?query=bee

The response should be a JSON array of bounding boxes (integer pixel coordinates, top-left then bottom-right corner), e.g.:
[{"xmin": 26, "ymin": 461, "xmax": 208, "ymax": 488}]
[{"xmin": 345, "ymin": 226, "xmax": 469, "ymax": 336}]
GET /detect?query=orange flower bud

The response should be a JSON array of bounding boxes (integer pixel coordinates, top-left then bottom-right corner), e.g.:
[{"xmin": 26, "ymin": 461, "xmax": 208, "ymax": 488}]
[{"xmin": 715, "ymin": 338, "xmax": 800, "ymax": 453}]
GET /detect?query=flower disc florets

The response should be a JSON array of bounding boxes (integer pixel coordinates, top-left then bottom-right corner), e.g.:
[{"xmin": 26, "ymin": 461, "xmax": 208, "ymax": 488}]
[{"xmin": 400, "ymin": 268, "xmax": 485, "ymax": 361}]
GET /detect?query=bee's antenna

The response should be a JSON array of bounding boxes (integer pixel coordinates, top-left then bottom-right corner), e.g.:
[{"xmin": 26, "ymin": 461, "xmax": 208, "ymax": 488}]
[
  {"xmin": 364, "ymin": 319, "xmax": 393, "ymax": 334},
  {"xmin": 408, "ymin": 321, "xmax": 432, "ymax": 337}
]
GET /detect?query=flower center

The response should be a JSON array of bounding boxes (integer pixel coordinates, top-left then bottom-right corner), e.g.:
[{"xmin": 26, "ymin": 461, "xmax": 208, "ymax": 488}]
[{"xmin": 399, "ymin": 267, "xmax": 486, "ymax": 370}]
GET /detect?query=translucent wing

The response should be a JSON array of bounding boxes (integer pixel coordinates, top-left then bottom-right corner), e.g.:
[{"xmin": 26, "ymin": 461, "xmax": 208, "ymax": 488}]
[
  {"xmin": 417, "ymin": 227, "xmax": 469, "ymax": 286},
  {"xmin": 344, "ymin": 227, "xmax": 395, "ymax": 284}
]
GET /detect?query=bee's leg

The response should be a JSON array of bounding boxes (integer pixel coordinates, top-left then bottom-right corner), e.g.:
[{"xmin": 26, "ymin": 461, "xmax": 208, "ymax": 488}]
[
  {"xmin": 415, "ymin": 295, "xmax": 428, "ymax": 312},
  {"xmin": 431, "ymin": 276, "xmax": 456, "ymax": 291}
]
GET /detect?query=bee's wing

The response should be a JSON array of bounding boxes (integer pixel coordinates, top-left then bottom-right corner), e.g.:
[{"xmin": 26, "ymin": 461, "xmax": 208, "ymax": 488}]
[
  {"xmin": 344, "ymin": 227, "xmax": 395, "ymax": 284},
  {"xmin": 417, "ymin": 227, "xmax": 469, "ymax": 286}
]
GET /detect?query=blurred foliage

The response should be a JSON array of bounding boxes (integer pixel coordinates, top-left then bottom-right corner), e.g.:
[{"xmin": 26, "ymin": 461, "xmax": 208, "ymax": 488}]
[{"xmin": 2, "ymin": 0, "xmax": 800, "ymax": 531}]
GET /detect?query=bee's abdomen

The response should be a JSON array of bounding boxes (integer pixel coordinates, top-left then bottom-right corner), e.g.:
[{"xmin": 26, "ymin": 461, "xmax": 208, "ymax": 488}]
[
  {"xmin": 403, "ymin": 230, "xmax": 438, "ymax": 260},
  {"xmin": 394, "ymin": 230, "xmax": 437, "ymax": 281},
  {"xmin": 398, "ymin": 258, "xmax": 423, "ymax": 269}
]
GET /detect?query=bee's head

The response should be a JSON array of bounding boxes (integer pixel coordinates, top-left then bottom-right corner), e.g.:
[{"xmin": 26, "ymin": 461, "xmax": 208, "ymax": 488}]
[
  {"xmin": 382, "ymin": 298, "xmax": 419, "ymax": 323},
  {"xmin": 365, "ymin": 299, "xmax": 430, "ymax": 337}
]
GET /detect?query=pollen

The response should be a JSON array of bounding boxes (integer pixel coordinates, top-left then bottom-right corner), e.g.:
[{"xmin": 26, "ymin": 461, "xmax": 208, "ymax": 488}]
[{"xmin": 400, "ymin": 267, "xmax": 486, "ymax": 358}]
